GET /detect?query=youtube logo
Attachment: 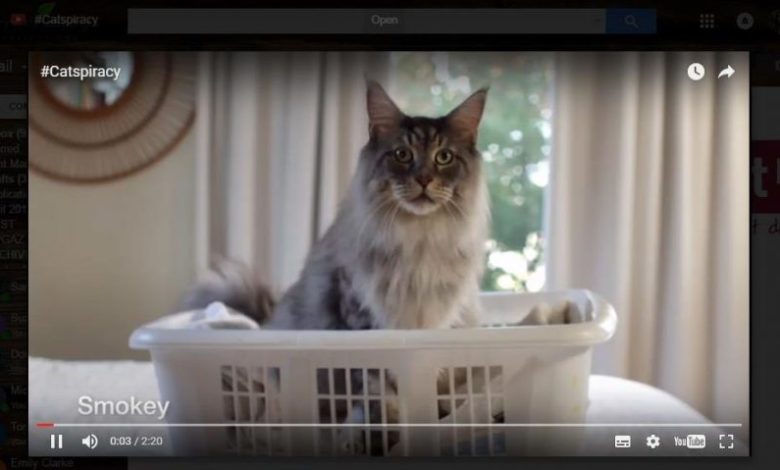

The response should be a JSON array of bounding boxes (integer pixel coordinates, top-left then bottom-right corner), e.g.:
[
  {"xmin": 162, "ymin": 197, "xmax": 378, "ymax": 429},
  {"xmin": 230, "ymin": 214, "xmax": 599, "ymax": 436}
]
[{"xmin": 10, "ymin": 13, "xmax": 27, "ymax": 26}]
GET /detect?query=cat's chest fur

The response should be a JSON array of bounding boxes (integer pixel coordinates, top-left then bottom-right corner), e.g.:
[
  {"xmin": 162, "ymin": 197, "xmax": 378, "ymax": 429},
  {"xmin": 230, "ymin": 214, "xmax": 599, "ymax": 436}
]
[{"xmin": 346, "ymin": 210, "xmax": 484, "ymax": 329}]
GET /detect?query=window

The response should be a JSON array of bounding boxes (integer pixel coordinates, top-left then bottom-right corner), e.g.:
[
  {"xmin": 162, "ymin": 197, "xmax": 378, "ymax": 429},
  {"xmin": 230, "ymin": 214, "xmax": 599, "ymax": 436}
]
[{"xmin": 389, "ymin": 52, "xmax": 553, "ymax": 292}]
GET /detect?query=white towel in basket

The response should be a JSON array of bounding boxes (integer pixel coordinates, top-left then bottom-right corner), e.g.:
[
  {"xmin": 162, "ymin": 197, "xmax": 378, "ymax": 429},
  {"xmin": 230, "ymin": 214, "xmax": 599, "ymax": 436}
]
[{"xmin": 188, "ymin": 302, "xmax": 261, "ymax": 330}]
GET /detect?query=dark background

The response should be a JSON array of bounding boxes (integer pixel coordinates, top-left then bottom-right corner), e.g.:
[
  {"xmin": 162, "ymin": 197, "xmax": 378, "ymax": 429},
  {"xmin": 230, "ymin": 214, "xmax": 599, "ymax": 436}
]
[{"xmin": 1, "ymin": 1, "xmax": 778, "ymax": 468}]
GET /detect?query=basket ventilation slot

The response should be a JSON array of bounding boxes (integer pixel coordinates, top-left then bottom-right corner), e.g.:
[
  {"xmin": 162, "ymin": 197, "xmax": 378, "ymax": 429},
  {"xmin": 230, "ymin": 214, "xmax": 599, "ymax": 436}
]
[
  {"xmin": 315, "ymin": 367, "xmax": 402, "ymax": 456},
  {"xmin": 220, "ymin": 364, "xmax": 287, "ymax": 455},
  {"xmin": 436, "ymin": 365, "xmax": 506, "ymax": 456}
]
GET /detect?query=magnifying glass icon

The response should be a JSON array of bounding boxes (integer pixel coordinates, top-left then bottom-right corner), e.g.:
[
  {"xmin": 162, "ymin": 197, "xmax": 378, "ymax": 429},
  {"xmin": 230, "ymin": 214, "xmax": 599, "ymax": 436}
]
[{"xmin": 624, "ymin": 15, "xmax": 639, "ymax": 29}]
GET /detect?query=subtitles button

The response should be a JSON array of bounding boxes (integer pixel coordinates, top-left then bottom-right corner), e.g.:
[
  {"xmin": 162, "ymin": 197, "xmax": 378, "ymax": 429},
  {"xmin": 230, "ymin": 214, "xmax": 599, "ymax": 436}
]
[{"xmin": 614, "ymin": 435, "xmax": 631, "ymax": 448}]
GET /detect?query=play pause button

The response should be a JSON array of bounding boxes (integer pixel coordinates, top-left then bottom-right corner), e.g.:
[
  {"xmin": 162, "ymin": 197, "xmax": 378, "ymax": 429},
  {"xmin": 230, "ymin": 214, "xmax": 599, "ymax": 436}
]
[{"xmin": 50, "ymin": 434, "xmax": 63, "ymax": 449}]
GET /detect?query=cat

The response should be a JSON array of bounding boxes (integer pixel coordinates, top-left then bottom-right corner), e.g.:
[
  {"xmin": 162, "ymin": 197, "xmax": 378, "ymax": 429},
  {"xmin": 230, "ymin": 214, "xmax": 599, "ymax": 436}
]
[{"xmin": 186, "ymin": 80, "xmax": 490, "ymax": 331}]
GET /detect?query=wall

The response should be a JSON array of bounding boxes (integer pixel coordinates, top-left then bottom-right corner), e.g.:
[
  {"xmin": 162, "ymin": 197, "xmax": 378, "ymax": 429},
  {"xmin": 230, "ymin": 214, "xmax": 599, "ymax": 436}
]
[{"xmin": 29, "ymin": 129, "xmax": 197, "ymax": 360}]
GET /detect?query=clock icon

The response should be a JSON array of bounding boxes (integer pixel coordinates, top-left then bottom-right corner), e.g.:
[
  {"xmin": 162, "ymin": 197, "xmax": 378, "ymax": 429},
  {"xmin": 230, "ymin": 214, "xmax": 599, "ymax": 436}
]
[{"xmin": 687, "ymin": 62, "xmax": 706, "ymax": 81}]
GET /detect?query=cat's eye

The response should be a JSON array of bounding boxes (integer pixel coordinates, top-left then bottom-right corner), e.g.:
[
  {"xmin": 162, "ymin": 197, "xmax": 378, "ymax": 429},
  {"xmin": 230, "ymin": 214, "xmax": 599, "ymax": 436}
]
[
  {"xmin": 394, "ymin": 148, "xmax": 413, "ymax": 164},
  {"xmin": 435, "ymin": 149, "xmax": 455, "ymax": 166}
]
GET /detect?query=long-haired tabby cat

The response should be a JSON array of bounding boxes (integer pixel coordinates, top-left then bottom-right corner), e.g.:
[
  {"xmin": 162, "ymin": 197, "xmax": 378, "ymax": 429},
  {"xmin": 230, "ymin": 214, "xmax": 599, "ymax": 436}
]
[
  {"xmin": 187, "ymin": 81, "xmax": 499, "ymax": 454},
  {"xmin": 187, "ymin": 80, "xmax": 490, "ymax": 331}
]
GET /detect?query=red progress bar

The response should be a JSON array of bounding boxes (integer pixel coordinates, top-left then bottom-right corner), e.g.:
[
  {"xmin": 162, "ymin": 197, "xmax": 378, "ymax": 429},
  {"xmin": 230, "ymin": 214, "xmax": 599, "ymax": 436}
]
[{"xmin": 36, "ymin": 422, "xmax": 55, "ymax": 428}]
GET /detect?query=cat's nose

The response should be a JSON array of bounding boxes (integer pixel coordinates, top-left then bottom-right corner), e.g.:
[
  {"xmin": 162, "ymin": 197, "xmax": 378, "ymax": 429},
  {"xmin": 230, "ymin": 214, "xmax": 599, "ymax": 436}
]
[{"xmin": 416, "ymin": 175, "xmax": 433, "ymax": 188}]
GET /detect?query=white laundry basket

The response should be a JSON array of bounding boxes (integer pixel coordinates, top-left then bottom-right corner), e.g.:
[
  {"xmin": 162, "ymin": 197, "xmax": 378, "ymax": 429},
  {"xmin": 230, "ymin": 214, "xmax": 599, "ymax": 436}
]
[{"xmin": 130, "ymin": 290, "xmax": 616, "ymax": 457}]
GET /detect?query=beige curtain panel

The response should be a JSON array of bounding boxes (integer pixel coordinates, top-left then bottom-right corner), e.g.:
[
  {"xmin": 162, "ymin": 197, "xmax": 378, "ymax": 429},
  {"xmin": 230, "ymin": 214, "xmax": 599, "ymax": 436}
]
[{"xmin": 546, "ymin": 52, "xmax": 749, "ymax": 436}]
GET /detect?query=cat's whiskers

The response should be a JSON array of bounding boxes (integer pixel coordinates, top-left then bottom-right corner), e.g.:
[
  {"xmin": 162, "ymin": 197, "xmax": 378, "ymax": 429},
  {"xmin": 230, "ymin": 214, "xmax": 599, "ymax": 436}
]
[
  {"xmin": 392, "ymin": 184, "xmax": 410, "ymax": 202},
  {"xmin": 441, "ymin": 200, "xmax": 458, "ymax": 221},
  {"xmin": 426, "ymin": 188, "xmax": 461, "ymax": 219},
  {"xmin": 448, "ymin": 201, "xmax": 467, "ymax": 221},
  {"xmin": 384, "ymin": 204, "xmax": 402, "ymax": 245}
]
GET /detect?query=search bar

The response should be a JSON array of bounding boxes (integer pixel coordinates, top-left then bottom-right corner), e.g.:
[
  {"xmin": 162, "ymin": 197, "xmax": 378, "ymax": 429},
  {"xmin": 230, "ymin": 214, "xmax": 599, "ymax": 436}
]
[{"xmin": 127, "ymin": 8, "xmax": 656, "ymax": 35}]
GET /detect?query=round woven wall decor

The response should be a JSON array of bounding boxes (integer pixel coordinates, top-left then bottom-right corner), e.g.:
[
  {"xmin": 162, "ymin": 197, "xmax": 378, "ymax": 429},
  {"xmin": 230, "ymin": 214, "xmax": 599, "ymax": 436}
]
[{"xmin": 29, "ymin": 51, "xmax": 196, "ymax": 183}]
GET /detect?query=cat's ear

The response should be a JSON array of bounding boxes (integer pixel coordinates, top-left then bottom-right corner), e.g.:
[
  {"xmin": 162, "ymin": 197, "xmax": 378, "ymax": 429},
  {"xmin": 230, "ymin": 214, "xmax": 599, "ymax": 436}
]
[
  {"xmin": 366, "ymin": 80, "xmax": 403, "ymax": 139},
  {"xmin": 446, "ymin": 88, "xmax": 488, "ymax": 145}
]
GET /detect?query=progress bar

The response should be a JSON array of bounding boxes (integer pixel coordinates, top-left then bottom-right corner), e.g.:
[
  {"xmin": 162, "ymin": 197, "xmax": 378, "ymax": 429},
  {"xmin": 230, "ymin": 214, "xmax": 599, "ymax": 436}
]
[{"xmin": 37, "ymin": 422, "xmax": 744, "ymax": 428}]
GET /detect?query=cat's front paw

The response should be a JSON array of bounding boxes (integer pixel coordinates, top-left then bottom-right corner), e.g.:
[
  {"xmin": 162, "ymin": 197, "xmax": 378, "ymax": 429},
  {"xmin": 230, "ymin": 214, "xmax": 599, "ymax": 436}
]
[{"xmin": 521, "ymin": 300, "xmax": 585, "ymax": 325}]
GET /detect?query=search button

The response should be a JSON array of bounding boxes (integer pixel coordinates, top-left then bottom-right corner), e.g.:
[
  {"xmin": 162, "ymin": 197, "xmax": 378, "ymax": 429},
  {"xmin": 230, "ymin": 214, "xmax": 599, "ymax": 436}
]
[{"xmin": 606, "ymin": 9, "xmax": 656, "ymax": 34}]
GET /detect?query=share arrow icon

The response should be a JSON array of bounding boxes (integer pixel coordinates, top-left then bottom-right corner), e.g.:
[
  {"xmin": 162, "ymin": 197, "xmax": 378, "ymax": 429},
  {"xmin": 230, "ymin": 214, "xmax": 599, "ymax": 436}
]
[{"xmin": 718, "ymin": 65, "xmax": 735, "ymax": 79}]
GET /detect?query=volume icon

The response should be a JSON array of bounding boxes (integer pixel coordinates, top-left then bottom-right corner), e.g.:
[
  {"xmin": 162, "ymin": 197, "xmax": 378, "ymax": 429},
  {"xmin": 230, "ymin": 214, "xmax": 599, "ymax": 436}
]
[{"xmin": 81, "ymin": 433, "xmax": 98, "ymax": 450}]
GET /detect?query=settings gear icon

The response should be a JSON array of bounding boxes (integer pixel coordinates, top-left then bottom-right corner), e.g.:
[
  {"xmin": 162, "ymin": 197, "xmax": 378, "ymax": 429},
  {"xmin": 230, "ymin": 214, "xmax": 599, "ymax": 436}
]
[{"xmin": 646, "ymin": 434, "xmax": 661, "ymax": 449}]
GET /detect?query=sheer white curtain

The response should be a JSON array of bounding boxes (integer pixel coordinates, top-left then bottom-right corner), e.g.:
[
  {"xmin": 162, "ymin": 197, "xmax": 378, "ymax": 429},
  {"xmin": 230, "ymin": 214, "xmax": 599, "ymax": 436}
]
[
  {"xmin": 546, "ymin": 52, "xmax": 749, "ymax": 433},
  {"xmin": 194, "ymin": 52, "xmax": 389, "ymax": 293}
]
